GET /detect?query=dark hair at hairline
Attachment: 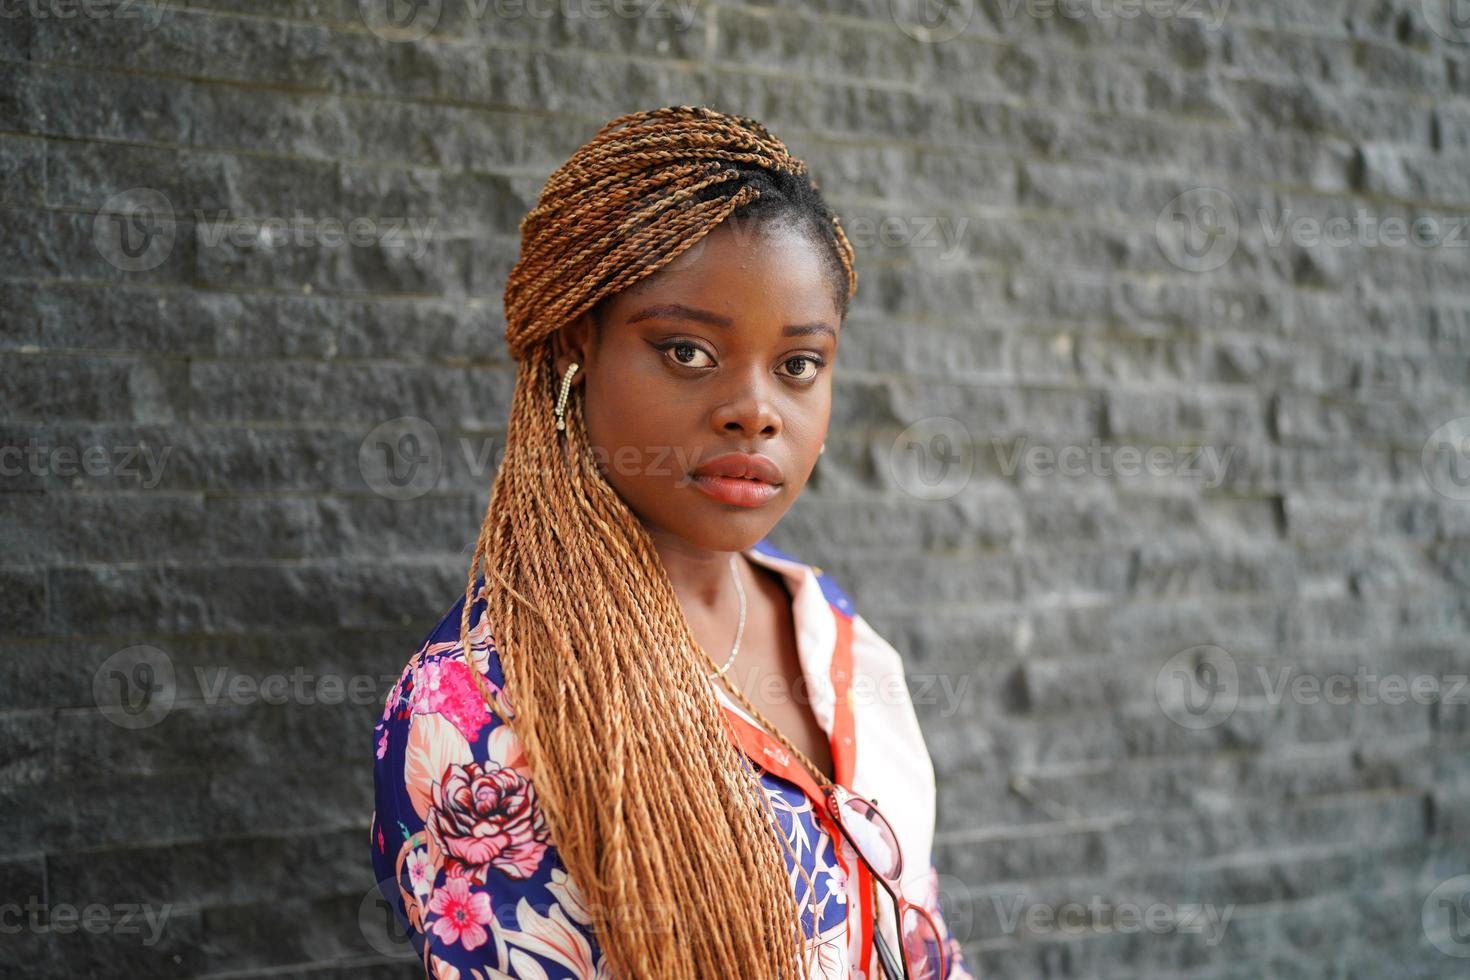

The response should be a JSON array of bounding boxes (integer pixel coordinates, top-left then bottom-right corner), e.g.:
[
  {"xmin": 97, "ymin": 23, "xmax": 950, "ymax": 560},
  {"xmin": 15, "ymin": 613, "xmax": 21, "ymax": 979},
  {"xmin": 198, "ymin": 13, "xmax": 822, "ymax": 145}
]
[
  {"xmin": 717, "ymin": 163, "xmax": 853, "ymax": 320},
  {"xmin": 590, "ymin": 162, "xmax": 853, "ymax": 326}
]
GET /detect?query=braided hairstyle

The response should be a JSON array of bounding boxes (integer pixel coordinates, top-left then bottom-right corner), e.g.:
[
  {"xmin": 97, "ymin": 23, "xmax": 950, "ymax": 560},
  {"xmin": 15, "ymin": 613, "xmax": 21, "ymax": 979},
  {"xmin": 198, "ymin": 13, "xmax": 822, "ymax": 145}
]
[{"xmin": 457, "ymin": 105, "xmax": 858, "ymax": 979}]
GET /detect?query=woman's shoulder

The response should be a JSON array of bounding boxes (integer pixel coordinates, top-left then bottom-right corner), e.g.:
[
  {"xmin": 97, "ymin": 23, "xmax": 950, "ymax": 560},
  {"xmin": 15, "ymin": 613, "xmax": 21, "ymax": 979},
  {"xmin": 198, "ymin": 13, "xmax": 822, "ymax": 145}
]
[
  {"xmin": 747, "ymin": 537, "xmax": 860, "ymax": 618},
  {"xmin": 371, "ymin": 580, "xmax": 584, "ymax": 974},
  {"xmin": 417, "ymin": 575, "xmax": 500, "ymax": 673},
  {"xmin": 376, "ymin": 577, "xmax": 515, "ymax": 764}
]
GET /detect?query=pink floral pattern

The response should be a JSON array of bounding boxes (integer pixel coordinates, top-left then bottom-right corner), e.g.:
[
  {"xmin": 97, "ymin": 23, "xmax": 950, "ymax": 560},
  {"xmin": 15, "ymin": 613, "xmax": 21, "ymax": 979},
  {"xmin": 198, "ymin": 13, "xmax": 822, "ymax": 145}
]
[
  {"xmin": 428, "ymin": 876, "xmax": 494, "ymax": 951},
  {"xmin": 428, "ymin": 761, "xmax": 549, "ymax": 884}
]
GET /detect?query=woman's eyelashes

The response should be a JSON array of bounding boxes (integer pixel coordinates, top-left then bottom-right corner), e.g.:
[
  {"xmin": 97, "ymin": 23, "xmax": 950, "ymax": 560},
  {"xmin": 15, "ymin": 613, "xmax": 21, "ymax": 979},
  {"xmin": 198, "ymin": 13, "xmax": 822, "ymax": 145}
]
[
  {"xmin": 652, "ymin": 340, "xmax": 827, "ymax": 382},
  {"xmin": 780, "ymin": 354, "xmax": 824, "ymax": 381},
  {"xmin": 657, "ymin": 340, "xmax": 715, "ymax": 369}
]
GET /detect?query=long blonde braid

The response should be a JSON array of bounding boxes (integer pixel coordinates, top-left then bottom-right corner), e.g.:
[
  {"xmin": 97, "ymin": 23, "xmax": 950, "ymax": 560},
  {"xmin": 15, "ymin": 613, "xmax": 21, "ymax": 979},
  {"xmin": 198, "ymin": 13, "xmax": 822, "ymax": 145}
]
[{"xmin": 457, "ymin": 105, "xmax": 858, "ymax": 979}]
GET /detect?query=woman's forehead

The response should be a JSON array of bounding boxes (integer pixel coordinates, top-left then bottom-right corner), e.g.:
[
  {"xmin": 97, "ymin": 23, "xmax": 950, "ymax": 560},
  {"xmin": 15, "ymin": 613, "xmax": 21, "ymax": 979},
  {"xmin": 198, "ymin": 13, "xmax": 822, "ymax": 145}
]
[{"xmin": 626, "ymin": 222, "xmax": 835, "ymax": 298}]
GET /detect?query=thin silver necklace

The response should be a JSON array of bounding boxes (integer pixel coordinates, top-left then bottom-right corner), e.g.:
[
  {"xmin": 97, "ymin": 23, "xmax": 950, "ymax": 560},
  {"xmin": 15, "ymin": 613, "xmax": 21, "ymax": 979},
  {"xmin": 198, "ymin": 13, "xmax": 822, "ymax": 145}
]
[{"xmin": 707, "ymin": 554, "xmax": 747, "ymax": 679}]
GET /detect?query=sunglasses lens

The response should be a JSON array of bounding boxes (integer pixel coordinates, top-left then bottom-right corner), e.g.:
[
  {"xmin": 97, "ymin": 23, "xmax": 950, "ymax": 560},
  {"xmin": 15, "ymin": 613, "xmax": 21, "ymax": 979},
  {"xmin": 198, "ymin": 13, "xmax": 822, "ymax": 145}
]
[
  {"xmin": 835, "ymin": 794, "xmax": 902, "ymax": 880},
  {"xmin": 901, "ymin": 905, "xmax": 946, "ymax": 980}
]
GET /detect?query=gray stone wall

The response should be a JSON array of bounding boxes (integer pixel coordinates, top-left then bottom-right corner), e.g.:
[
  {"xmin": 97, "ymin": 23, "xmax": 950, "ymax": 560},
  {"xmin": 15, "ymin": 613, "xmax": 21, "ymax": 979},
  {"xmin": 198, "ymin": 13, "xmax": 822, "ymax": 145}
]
[{"xmin": 3, "ymin": 0, "xmax": 1469, "ymax": 976}]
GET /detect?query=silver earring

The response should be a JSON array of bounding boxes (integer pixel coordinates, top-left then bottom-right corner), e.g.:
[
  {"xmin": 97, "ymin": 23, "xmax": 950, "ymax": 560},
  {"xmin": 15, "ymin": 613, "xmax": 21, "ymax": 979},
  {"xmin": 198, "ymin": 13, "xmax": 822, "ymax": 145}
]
[
  {"xmin": 554, "ymin": 362, "xmax": 579, "ymax": 431},
  {"xmin": 819, "ymin": 442, "xmax": 826, "ymax": 455}
]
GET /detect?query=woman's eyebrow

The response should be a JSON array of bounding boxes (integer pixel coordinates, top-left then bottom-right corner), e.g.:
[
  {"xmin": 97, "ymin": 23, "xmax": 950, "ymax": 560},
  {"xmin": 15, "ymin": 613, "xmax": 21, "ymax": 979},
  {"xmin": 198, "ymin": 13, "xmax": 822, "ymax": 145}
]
[
  {"xmin": 626, "ymin": 303, "xmax": 835, "ymax": 340},
  {"xmin": 783, "ymin": 323, "xmax": 837, "ymax": 340},
  {"xmin": 626, "ymin": 303, "xmax": 731, "ymax": 328}
]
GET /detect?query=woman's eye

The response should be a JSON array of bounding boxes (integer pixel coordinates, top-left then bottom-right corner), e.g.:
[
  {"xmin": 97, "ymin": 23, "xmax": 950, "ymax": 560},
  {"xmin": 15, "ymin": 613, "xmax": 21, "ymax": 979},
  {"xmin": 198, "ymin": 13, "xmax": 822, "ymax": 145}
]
[
  {"xmin": 662, "ymin": 342, "xmax": 714, "ymax": 369},
  {"xmin": 779, "ymin": 355, "xmax": 824, "ymax": 381},
  {"xmin": 657, "ymin": 342, "xmax": 824, "ymax": 380}
]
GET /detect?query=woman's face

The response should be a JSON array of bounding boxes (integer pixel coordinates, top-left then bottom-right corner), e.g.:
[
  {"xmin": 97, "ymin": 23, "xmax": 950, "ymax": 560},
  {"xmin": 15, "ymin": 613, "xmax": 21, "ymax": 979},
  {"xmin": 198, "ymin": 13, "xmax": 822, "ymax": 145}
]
[{"xmin": 553, "ymin": 217, "xmax": 842, "ymax": 554}]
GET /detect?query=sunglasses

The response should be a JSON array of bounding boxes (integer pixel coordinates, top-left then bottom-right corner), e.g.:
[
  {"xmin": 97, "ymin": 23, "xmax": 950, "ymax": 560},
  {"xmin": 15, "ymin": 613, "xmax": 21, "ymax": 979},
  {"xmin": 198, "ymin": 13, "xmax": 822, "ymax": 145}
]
[{"xmin": 820, "ymin": 783, "xmax": 948, "ymax": 980}]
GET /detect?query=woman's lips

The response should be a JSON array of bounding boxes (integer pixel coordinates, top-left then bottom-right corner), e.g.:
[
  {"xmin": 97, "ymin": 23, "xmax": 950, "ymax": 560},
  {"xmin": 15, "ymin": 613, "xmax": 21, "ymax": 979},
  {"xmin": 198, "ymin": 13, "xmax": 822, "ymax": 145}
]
[{"xmin": 688, "ymin": 475, "xmax": 781, "ymax": 507}]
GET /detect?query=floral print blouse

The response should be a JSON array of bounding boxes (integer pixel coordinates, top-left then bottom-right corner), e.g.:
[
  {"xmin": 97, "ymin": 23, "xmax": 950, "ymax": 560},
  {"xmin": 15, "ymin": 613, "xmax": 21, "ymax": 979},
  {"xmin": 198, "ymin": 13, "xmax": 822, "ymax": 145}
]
[{"xmin": 370, "ymin": 538, "xmax": 976, "ymax": 979}]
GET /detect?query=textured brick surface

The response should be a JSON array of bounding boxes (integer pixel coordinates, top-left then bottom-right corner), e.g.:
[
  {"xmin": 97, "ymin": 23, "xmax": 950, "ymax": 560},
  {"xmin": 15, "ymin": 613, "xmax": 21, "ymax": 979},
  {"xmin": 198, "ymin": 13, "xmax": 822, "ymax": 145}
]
[{"xmin": 3, "ymin": 0, "xmax": 1469, "ymax": 976}]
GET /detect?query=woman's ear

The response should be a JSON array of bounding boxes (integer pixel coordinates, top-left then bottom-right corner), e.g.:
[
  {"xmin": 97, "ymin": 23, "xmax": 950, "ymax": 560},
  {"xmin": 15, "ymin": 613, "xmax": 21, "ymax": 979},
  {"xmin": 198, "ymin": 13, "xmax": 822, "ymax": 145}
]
[{"xmin": 552, "ymin": 310, "xmax": 598, "ymax": 384}]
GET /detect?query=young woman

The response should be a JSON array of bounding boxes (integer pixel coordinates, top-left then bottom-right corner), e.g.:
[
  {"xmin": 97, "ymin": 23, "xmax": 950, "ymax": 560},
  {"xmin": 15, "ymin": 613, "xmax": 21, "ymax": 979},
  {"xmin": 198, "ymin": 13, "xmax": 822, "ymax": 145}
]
[{"xmin": 371, "ymin": 105, "xmax": 977, "ymax": 980}]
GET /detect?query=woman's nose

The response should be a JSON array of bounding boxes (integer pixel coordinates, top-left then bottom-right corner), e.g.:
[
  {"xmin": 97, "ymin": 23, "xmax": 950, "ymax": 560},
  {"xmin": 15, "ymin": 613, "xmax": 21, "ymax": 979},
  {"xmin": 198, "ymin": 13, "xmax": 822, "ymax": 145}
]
[{"xmin": 710, "ymin": 378, "xmax": 782, "ymax": 438}]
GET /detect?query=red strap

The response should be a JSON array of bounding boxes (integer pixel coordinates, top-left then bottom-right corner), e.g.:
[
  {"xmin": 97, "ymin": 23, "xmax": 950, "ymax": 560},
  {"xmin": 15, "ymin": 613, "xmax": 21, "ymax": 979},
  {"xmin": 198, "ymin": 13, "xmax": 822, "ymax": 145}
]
[
  {"xmin": 827, "ymin": 609, "xmax": 877, "ymax": 977},
  {"xmin": 829, "ymin": 611, "xmax": 856, "ymax": 788},
  {"xmin": 717, "ymin": 707, "xmax": 827, "ymax": 800},
  {"xmin": 829, "ymin": 614, "xmax": 870, "ymax": 975},
  {"xmin": 714, "ymin": 601, "xmax": 879, "ymax": 976}
]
